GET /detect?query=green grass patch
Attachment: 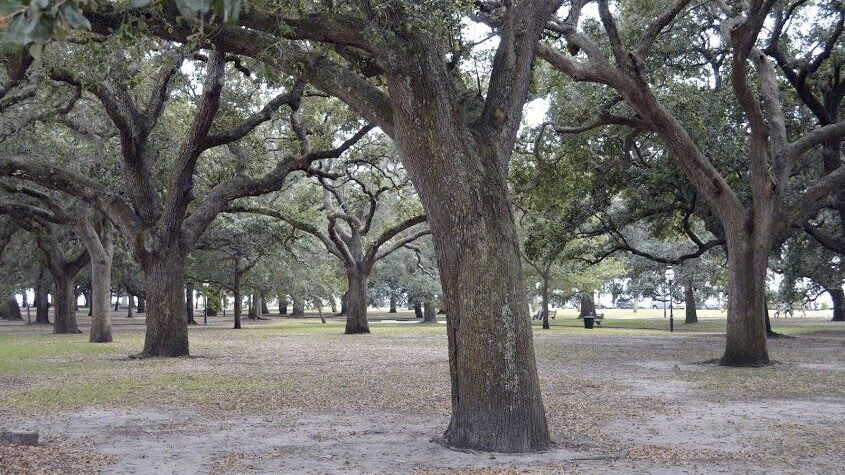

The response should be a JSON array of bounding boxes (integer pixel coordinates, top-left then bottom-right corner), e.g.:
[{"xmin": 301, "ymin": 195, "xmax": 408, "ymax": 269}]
[{"xmin": 0, "ymin": 334, "xmax": 125, "ymax": 374}]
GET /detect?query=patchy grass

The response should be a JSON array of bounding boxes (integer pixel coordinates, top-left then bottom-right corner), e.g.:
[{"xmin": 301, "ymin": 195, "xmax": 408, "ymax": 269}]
[{"xmin": 2, "ymin": 313, "xmax": 845, "ymax": 474}]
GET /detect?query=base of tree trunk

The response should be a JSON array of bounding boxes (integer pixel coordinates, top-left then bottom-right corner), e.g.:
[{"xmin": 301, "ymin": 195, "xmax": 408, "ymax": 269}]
[
  {"xmin": 718, "ymin": 353, "xmax": 772, "ymax": 367},
  {"xmin": 344, "ymin": 325, "xmax": 370, "ymax": 334}
]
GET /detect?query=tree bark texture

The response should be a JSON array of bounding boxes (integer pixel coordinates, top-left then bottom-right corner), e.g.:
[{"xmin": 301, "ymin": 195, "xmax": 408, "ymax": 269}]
[
  {"xmin": 248, "ymin": 293, "xmax": 259, "ymax": 319},
  {"xmin": 291, "ymin": 297, "xmax": 304, "ymax": 317},
  {"xmin": 139, "ymin": 254, "xmax": 189, "ymax": 356},
  {"xmin": 414, "ymin": 302, "xmax": 423, "ymax": 319},
  {"xmin": 233, "ymin": 270, "xmax": 242, "ymax": 329},
  {"xmin": 684, "ymin": 279, "xmax": 698, "ymax": 324},
  {"xmin": 422, "ymin": 300, "xmax": 437, "ymax": 324},
  {"xmin": 579, "ymin": 292, "xmax": 596, "ymax": 318},
  {"xmin": 2, "ymin": 295, "xmax": 22, "ymax": 320},
  {"xmin": 345, "ymin": 270, "xmax": 370, "ymax": 334},
  {"xmin": 829, "ymin": 287, "xmax": 845, "ymax": 322},
  {"xmin": 260, "ymin": 292, "xmax": 269, "ymax": 314},
  {"xmin": 52, "ymin": 274, "xmax": 80, "ymax": 334},
  {"xmin": 87, "ymin": 249, "xmax": 114, "ymax": 343},
  {"xmin": 720, "ymin": 237, "xmax": 770, "ymax": 366},
  {"xmin": 35, "ymin": 269, "xmax": 49, "ymax": 324},
  {"xmin": 386, "ymin": 50, "xmax": 549, "ymax": 451}
]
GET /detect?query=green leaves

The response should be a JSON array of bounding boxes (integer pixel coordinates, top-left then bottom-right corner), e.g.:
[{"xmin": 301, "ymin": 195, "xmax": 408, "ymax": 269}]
[
  {"xmin": 174, "ymin": 0, "xmax": 210, "ymax": 19},
  {"xmin": 172, "ymin": 0, "xmax": 242, "ymax": 23},
  {"xmin": 2, "ymin": 0, "xmax": 90, "ymax": 45},
  {"xmin": 2, "ymin": 0, "xmax": 244, "ymax": 46},
  {"xmin": 58, "ymin": 3, "xmax": 89, "ymax": 30}
]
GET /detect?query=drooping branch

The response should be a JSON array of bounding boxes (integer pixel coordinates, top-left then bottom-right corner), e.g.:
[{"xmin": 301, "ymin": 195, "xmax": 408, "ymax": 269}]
[
  {"xmin": 224, "ymin": 205, "xmax": 342, "ymax": 259},
  {"xmin": 183, "ymin": 123, "xmax": 374, "ymax": 244},
  {"xmin": 802, "ymin": 222, "xmax": 845, "ymax": 254},
  {"xmin": 0, "ymin": 156, "xmax": 141, "ymax": 234},
  {"xmin": 785, "ymin": 122, "xmax": 845, "ymax": 160},
  {"xmin": 84, "ymin": 4, "xmax": 395, "ymax": 137}
]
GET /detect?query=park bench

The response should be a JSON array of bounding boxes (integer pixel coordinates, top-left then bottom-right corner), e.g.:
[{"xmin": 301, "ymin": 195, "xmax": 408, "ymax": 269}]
[
  {"xmin": 583, "ymin": 312, "xmax": 605, "ymax": 326},
  {"xmin": 533, "ymin": 309, "xmax": 558, "ymax": 321}
]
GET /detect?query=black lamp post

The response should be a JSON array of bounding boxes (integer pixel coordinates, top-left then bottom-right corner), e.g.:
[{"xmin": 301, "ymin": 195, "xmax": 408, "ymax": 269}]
[{"xmin": 665, "ymin": 266, "xmax": 675, "ymax": 333}]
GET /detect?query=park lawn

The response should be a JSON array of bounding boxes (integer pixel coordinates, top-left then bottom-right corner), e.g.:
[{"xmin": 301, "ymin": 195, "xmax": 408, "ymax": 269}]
[{"xmin": 2, "ymin": 314, "xmax": 844, "ymax": 473}]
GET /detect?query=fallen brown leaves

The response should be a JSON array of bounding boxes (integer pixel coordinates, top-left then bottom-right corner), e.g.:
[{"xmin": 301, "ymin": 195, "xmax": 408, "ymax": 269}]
[{"xmin": 0, "ymin": 438, "xmax": 117, "ymax": 475}]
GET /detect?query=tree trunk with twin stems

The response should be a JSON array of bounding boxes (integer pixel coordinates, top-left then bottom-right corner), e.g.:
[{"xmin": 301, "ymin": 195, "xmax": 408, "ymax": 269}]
[
  {"xmin": 248, "ymin": 293, "xmax": 259, "ymax": 320},
  {"xmin": 260, "ymin": 293, "xmax": 269, "ymax": 314},
  {"xmin": 387, "ymin": 61, "xmax": 549, "ymax": 452}
]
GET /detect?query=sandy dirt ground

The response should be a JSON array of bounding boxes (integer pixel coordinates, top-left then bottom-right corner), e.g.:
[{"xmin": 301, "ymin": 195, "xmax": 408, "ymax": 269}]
[{"xmin": 1, "ymin": 312, "xmax": 844, "ymax": 474}]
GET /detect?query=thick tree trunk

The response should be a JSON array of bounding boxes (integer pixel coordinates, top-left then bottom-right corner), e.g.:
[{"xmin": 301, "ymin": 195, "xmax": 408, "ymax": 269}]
[
  {"xmin": 422, "ymin": 300, "xmax": 437, "ymax": 323},
  {"xmin": 52, "ymin": 275, "xmax": 80, "ymax": 334},
  {"xmin": 3, "ymin": 295, "xmax": 22, "ymax": 320},
  {"xmin": 35, "ymin": 270, "xmax": 49, "ymax": 324},
  {"xmin": 137, "ymin": 297, "xmax": 145, "ymax": 314},
  {"xmin": 414, "ymin": 302, "xmax": 423, "ymax": 319},
  {"xmin": 233, "ymin": 271, "xmax": 242, "ymax": 329},
  {"xmin": 291, "ymin": 298, "xmax": 304, "ymax": 317},
  {"xmin": 389, "ymin": 294, "xmax": 397, "ymax": 313},
  {"xmin": 579, "ymin": 292, "xmax": 596, "ymax": 318},
  {"xmin": 248, "ymin": 294, "xmax": 259, "ymax": 319},
  {"xmin": 278, "ymin": 297, "xmax": 287, "ymax": 315},
  {"xmin": 828, "ymin": 287, "xmax": 845, "ymax": 322},
  {"xmin": 86, "ymin": 291, "xmax": 93, "ymax": 317},
  {"xmin": 684, "ymin": 279, "xmax": 698, "ymax": 324},
  {"xmin": 345, "ymin": 270, "xmax": 370, "ymax": 334},
  {"xmin": 389, "ymin": 93, "xmax": 548, "ymax": 451},
  {"xmin": 89, "ymin": 256, "xmax": 113, "ymax": 343},
  {"xmin": 260, "ymin": 292, "xmax": 269, "ymax": 314},
  {"xmin": 139, "ymin": 255, "xmax": 189, "ymax": 357},
  {"xmin": 126, "ymin": 294, "xmax": 133, "ymax": 318},
  {"xmin": 720, "ymin": 239, "xmax": 770, "ymax": 366}
]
